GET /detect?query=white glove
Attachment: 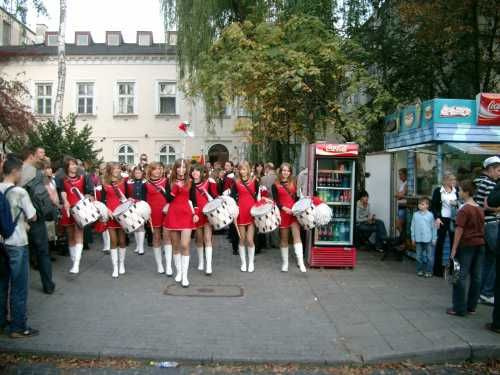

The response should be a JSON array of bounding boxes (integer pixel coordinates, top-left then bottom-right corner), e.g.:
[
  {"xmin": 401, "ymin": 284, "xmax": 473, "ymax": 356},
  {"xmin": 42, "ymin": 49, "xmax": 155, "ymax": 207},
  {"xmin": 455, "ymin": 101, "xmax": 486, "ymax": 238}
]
[{"xmin": 162, "ymin": 204, "xmax": 169, "ymax": 214}]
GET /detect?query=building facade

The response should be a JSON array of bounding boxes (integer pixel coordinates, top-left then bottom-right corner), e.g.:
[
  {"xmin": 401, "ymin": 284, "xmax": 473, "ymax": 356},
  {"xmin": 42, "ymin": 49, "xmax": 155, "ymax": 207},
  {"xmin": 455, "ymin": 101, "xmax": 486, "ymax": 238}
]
[
  {"xmin": 0, "ymin": 29, "xmax": 250, "ymax": 165},
  {"xmin": 0, "ymin": 6, "xmax": 36, "ymax": 46}
]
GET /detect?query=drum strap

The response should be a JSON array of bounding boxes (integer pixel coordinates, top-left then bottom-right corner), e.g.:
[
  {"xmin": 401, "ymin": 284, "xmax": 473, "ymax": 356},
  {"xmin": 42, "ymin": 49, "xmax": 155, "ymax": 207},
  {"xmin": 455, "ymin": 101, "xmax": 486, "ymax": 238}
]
[
  {"xmin": 148, "ymin": 179, "xmax": 165, "ymax": 194},
  {"xmin": 280, "ymin": 182, "xmax": 297, "ymax": 201},
  {"xmin": 111, "ymin": 182, "xmax": 125, "ymax": 201},
  {"xmin": 242, "ymin": 180, "xmax": 257, "ymax": 202}
]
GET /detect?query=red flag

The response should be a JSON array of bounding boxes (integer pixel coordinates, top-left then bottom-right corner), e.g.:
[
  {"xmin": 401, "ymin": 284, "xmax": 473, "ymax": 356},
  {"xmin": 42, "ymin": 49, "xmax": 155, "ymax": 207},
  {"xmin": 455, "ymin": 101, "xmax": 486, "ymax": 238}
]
[
  {"xmin": 178, "ymin": 121, "xmax": 194, "ymax": 137},
  {"xmin": 200, "ymin": 154, "xmax": 205, "ymax": 165}
]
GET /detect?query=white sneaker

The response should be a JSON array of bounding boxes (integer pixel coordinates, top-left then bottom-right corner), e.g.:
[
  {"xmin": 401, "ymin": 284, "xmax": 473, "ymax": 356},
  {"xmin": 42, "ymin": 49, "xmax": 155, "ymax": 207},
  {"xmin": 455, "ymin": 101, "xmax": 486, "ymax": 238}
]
[{"xmin": 480, "ymin": 295, "xmax": 495, "ymax": 305}]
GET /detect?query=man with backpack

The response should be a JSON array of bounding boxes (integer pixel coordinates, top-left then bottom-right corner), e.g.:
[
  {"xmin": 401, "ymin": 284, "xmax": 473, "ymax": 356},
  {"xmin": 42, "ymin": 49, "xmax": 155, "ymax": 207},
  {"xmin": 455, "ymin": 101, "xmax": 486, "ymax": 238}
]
[
  {"xmin": 0, "ymin": 156, "xmax": 39, "ymax": 338},
  {"xmin": 20, "ymin": 147, "xmax": 56, "ymax": 294}
]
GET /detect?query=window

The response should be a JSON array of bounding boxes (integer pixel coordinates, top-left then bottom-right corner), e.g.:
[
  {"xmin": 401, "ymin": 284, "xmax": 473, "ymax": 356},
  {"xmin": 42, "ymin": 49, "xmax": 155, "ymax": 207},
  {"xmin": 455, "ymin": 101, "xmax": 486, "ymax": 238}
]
[
  {"xmin": 35, "ymin": 83, "xmax": 52, "ymax": 115},
  {"xmin": 159, "ymin": 144, "xmax": 176, "ymax": 165},
  {"xmin": 118, "ymin": 144, "xmax": 135, "ymax": 164},
  {"xmin": 2, "ymin": 21, "xmax": 11, "ymax": 46},
  {"xmin": 237, "ymin": 98, "xmax": 250, "ymax": 117},
  {"xmin": 76, "ymin": 34, "xmax": 89, "ymax": 46},
  {"xmin": 77, "ymin": 82, "xmax": 94, "ymax": 114},
  {"xmin": 116, "ymin": 82, "xmax": 135, "ymax": 114},
  {"xmin": 167, "ymin": 32, "xmax": 177, "ymax": 45},
  {"xmin": 158, "ymin": 82, "xmax": 176, "ymax": 115},
  {"xmin": 138, "ymin": 33, "xmax": 151, "ymax": 46},
  {"xmin": 107, "ymin": 33, "xmax": 120, "ymax": 46},
  {"xmin": 46, "ymin": 33, "xmax": 58, "ymax": 46}
]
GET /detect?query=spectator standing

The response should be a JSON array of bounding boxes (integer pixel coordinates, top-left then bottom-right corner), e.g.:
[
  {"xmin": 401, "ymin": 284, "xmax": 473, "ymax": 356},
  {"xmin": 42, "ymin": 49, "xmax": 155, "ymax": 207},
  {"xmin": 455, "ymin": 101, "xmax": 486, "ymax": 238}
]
[
  {"xmin": 42, "ymin": 159, "xmax": 60, "ymax": 259},
  {"xmin": 411, "ymin": 197, "xmax": 437, "ymax": 277},
  {"xmin": 261, "ymin": 163, "xmax": 279, "ymax": 249},
  {"xmin": 447, "ymin": 180, "xmax": 484, "ymax": 317},
  {"xmin": 0, "ymin": 157, "xmax": 39, "ymax": 338},
  {"xmin": 486, "ymin": 178, "xmax": 500, "ymax": 333},
  {"xmin": 396, "ymin": 168, "xmax": 408, "ymax": 240},
  {"xmin": 474, "ymin": 156, "xmax": 500, "ymax": 305},
  {"xmin": 297, "ymin": 167, "xmax": 308, "ymax": 197},
  {"xmin": 356, "ymin": 191, "xmax": 388, "ymax": 251},
  {"xmin": 431, "ymin": 173, "xmax": 459, "ymax": 277},
  {"xmin": 20, "ymin": 147, "xmax": 56, "ymax": 294}
]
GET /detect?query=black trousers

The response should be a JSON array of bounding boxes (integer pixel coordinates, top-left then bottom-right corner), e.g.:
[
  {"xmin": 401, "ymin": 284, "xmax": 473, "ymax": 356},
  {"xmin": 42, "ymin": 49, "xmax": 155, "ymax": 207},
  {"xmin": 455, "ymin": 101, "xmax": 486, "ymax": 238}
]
[
  {"xmin": 491, "ymin": 228, "xmax": 500, "ymax": 328},
  {"xmin": 434, "ymin": 217, "xmax": 454, "ymax": 277},
  {"xmin": 28, "ymin": 218, "xmax": 55, "ymax": 293}
]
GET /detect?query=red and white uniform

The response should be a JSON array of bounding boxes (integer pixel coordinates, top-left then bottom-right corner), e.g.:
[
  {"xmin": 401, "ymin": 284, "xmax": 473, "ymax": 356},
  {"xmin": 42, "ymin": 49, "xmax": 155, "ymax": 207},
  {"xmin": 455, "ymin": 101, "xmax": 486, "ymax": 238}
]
[
  {"xmin": 145, "ymin": 178, "xmax": 168, "ymax": 228},
  {"xmin": 194, "ymin": 178, "xmax": 219, "ymax": 227},
  {"xmin": 59, "ymin": 175, "xmax": 86, "ymax": 227},
  {"xmin": 102, "ymin": 180, "xmax": 127, "ymax": 229},
  {"xmin": 163, "ymin": 181, "xmax": 199, "ymax": 230},
  {"xmin": 231, "ymin": 178, "xmax": 267, "ymax": 226},
  {"xmin": 272, "ymin": 181, "xmax": 298, "ymax": 228}
]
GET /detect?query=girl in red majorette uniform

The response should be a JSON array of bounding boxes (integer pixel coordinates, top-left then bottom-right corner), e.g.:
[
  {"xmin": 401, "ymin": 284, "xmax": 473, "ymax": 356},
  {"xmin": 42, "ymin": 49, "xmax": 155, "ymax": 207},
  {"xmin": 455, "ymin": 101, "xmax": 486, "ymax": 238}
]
[
  {"xmin": 126, "ymin": 166, "xmax": 147, "ymax": 255},
  {"xmin": 191, "ymin": 164, "xmax": 219, "ymax": 275},
  {"xmin": 144, "ymin": 162, "xmax": 172, "ymax": 276},
  {"xmin": 100, "ymin": 162, "xmax": 128, "ymax": 278},
  {"xmin": 164, "ymin": 159, "xmax": 199, "ymax": 287},
  {"xmin": 231, "ymin": 161, "xmax": 268, "ymax": 273},
  {"xmin": 57, "ymin": 157, "xmax": 94, "ymax": 274},
  {"xmin": 271, "ymin": 163, "xmax": 306, "ymax": 273}
]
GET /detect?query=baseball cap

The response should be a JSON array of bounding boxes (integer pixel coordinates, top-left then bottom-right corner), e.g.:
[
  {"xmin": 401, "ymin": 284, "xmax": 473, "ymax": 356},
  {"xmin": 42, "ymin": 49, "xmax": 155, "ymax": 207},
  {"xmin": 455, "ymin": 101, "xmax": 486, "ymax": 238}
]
[{"xmin": 483, "ymin": 156, "xmax": 500, "ymax": 168}]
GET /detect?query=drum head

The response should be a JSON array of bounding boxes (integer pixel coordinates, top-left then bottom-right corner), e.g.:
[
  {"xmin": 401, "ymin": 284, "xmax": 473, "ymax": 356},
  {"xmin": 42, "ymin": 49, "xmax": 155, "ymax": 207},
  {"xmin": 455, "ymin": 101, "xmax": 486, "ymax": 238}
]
[
  {"xmin": 203, "ymin": 198, "xmax": 223, "ymax": 214},
  {"xmin": 251, "ymin": 202, "xmax": 273, "ymax": 217},
  {"xmin": 292, "ymin": 198, "xmax": 313, "ymax": 214},
  {"xmin": 113, "ymin": 201, "xmax": 132, "ymax": 217}
]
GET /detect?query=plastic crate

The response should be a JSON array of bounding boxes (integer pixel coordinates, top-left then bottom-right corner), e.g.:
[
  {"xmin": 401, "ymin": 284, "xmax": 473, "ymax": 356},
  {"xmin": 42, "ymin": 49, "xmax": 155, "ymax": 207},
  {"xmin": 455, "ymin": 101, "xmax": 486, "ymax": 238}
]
[{"xmin": 308, "ymin": 246, "xmax": 356, "ymax": 268}]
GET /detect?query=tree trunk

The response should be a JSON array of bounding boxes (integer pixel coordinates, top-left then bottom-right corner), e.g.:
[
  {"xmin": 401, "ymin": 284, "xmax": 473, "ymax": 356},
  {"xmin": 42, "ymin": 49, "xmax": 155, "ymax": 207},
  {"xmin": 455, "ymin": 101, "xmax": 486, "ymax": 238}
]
[{"xmin": 54, "ymin": 0, "xmax": 67, "ymax": 122}]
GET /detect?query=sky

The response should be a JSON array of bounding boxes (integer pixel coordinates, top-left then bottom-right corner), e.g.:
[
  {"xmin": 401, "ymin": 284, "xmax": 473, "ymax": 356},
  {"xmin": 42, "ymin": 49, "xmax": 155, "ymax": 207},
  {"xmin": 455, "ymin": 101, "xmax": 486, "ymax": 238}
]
[{"xmin": 26, "ymin": 0, "xmax": 167, "ymax": 43}]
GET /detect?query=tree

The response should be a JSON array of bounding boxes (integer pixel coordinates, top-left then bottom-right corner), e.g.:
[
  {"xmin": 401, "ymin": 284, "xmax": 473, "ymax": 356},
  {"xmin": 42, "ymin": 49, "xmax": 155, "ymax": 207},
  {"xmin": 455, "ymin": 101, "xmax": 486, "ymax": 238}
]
[
  {"xmin": 9, "ymin": 114, "xmax": 102, "ymax": 165},
  {"xmin": 1, "ymin": 0, "xmax": 47, "ymax": 23},
  {"xmin": 0, "ymin": 76, "xmax": 34, "ymax": 152},
  {"xmin": 54, "ymin": 0, "xmax": 67, "ymax": 121}
]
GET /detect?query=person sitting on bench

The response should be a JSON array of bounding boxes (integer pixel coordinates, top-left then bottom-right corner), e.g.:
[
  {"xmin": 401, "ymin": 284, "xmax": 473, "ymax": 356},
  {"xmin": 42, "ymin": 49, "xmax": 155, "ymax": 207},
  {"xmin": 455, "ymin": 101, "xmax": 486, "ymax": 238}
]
[{"xmin": 356, "ymin": 190, "xmax": 388, "ymax": 252}]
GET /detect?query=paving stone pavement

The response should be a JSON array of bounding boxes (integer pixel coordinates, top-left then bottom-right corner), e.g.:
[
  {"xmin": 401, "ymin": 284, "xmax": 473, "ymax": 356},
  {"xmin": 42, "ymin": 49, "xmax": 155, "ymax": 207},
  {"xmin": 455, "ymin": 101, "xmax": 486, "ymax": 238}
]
[{"xmin": 1, "ymin": 233, "xmax": 499, "ymax": 365}]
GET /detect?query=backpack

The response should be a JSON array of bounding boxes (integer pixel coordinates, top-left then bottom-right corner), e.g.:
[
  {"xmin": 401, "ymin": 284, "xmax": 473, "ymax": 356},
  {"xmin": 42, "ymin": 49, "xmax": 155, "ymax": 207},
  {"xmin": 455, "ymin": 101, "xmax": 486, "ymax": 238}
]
[
  {"xmin": 0, "ymin": 186, "xmax": 24, "ymax": 239},
  {"xmin": 24, "ymin": 170, "xmax": 57, "ymax": 222}
]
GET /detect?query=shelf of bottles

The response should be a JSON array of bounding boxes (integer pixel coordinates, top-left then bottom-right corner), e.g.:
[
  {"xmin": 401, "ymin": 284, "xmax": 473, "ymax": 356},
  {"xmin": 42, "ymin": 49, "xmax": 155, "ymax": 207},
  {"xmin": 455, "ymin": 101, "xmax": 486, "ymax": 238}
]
[{"xmin": 315, "ymin": 159, "xmax": 355, "ymax": 245}]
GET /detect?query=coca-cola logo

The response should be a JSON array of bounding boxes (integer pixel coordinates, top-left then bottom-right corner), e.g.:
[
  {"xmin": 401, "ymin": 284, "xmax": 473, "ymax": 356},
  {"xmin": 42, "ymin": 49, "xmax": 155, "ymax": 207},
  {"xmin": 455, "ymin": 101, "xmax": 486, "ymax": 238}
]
[
  {"xmin": 487, "ymin": 101, "xmax": 500, "ymax": 113},
  {"xmin": 325, "ymin": 144, "xmax": 348, "ymax": 153}
]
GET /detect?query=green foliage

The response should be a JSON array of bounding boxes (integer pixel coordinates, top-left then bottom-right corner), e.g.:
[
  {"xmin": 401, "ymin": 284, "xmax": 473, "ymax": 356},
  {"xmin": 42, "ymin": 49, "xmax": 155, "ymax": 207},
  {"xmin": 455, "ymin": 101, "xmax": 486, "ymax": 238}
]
[
  {"xmin": 9, "ymin": 114, "xmax": 101, "ymax": 165},
  {"xmin": 2, "ymin": 0, "xmax": 47, "ymax": 23}
]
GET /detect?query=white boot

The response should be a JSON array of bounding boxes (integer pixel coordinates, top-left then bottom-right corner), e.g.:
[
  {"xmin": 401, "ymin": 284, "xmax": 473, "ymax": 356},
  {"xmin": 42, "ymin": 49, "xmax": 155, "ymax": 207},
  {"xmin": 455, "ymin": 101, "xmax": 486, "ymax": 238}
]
[
  {"xmin": 281, "ymin": 247, "xmax": 289, "ymax": 272},
  {"xmin": 181, "ymin": 255, "xmax": 190, "ymax": 288},
  {"xmin": 197, "ymin": 247, "xmax": 204, "ymax": 271},
  {"xmin": 69, "ymin": 244, "xmax": 82, "ymax": 274},
  {"xmin": 102, "ymin": 231, "xmax": 110, "ymax": 252},
  {"xmin": 153, "ymin": 247, "xmax": 165, "ymax": 274},
  {"xmin": 174, "ymin": 253, "xmax": 182, "ymax": 282},
  {"xmin": 239, "ymin": 245, "xmax": 247, "ymax": 272},
  {"xmin": 294, "ymin": 243, "xmax": 307, "ymax": 273},
  {"xmin": 135, "ymin": 230, "xmax": 145, "ymax": 255},
  {"xmin": 69, "ymin": 245, "xmax": 75, "ymax": 262},
  {"xmin": 118, "ymin": 248, "xmax": 126, "ymax": 274},
  {"xmin": 248, "ymin": 246, "xmax": 255, "ymax": 273},
  {"xmin": 110, "ymin": 249, "xmax": 119, "ymax": 278},
  {"xmin": 133, "ymin": 232, "xmax": 139, "ymax": 253},
  {"xmin": 205, "ymin": 246, "xmax": 213, "ymax": 275},
  {"xmin": 164, "ymin": 244, "xmax": 173, "ymax": 276}
]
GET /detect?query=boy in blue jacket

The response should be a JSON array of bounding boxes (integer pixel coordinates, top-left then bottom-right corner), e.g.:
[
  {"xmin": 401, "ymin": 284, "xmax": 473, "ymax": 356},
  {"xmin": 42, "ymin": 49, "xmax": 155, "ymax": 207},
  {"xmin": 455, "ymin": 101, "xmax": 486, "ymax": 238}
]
[{"xmin": 411, "ymin": 197, "xmax": 437, "ymax": 277}]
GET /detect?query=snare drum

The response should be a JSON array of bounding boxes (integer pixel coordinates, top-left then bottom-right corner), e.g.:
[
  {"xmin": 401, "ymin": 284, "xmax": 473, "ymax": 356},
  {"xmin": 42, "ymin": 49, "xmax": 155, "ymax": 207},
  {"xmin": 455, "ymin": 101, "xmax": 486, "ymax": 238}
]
[
  {"xmin": 251, "ymin": 201, "xmax": 281, "ymax": 233},
  {"xmin": 93, "ymin": 200, "xmax": 109, "ymax": 222},
  {"xmin": 135, "ymin": 200, "xmax": 152, "ymax": 221},
  {"xmin": 314, "ymin": 202, "xmax": 333, "ymax": 226},
  {"xmin": 292, "ymin": 198, "xmax": 316, "ymax": 230},
  {"xmin": 203, "ymin": 197, "xmax": 234, "ymax": 230},
  {"xmin": 70, "ymin": 196, "xmax": 100, "ymax": 228},
  {"xmin": 112, "ymin": 201, "xmax": 145, "ymax": 233}
]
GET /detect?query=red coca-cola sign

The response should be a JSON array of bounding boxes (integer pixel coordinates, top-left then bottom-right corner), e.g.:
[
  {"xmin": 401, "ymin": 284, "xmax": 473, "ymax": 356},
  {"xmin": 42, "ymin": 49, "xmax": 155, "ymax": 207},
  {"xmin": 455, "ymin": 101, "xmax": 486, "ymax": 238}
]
[
  {"xmin": 315, "ymin": 143, "xmax": 359, "ymax": 157},
  {"xmin": 477, "ymin": 93, "xmax": 500, "ymax": 126}
]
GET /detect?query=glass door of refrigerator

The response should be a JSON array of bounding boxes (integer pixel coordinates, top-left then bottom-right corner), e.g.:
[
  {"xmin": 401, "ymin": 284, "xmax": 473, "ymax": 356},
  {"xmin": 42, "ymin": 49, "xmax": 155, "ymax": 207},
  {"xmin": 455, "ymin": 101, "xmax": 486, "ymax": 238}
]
[{"xmin": 314, "ymin": 158, "xmax": 355, "ymax": 246}]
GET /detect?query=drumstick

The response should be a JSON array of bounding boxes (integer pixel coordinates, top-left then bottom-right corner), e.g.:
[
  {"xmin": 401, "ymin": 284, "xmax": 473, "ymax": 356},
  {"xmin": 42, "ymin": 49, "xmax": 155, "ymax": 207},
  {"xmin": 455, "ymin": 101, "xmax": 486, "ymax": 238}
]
[
  {"xmin": 234, "ymin": 218, "xmax": 241, "ymax": 239},
  {"xmin": 188, "ymin": 200, "xmax": 195, "ymax": 215},
  {"xmin": 203, "ymin": 188, "xmax": 213, "ymax": 201}
]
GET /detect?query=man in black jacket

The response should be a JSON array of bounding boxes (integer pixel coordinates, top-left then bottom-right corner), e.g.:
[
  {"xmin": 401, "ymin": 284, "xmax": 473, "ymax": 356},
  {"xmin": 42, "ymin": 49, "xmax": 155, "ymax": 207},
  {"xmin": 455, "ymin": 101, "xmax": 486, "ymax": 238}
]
[{"xmin": 486, "ymin": 180, "xmax": 500, "ymax": 333}]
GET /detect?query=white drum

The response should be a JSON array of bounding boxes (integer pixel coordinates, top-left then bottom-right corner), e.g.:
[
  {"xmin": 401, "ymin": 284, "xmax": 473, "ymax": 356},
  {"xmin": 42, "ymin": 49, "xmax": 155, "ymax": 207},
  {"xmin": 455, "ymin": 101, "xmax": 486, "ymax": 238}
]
[
  {"xmin": 251, "ymin": 201, "xmax": 281, "ymax": 233},
  {"xmin": 292, "ymin": 198, "xmax": 316, "ymax": 230},
  {"xmin": 203, "ymin": 197, "xmax": 234, "ymax": 230},
  {"xmin": 70, "ymin": 188, "xmax": 100, "ymax": 228},
  {"xmin": 135, "ymin": 200, "xmax": 152, "ymax": 221},
  {"xmin": 93, "ymin": 201, "xmax": 109, "ymax": 222},
  {"xmin": 112, "ymin": 201, "xmax": 145, "ymax": 233},
  {"xmin": 220, "ymin": 195, "xmax": 239, "ymax": 219},
  {"xmin": 314, "ymin": 202, "xmax": 333, "ymax": 226}
]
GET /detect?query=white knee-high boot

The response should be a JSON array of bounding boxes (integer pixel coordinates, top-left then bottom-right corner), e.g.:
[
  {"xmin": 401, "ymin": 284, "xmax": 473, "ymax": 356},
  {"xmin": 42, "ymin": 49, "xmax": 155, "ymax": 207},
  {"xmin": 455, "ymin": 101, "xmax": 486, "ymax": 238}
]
[
  {"xmin": 70, "ymin": 244, "xmax": 83, "ymax": 274},
  {"xmin": 164, "ymin": 244, "xmax": 173, "ymax": 276},
  {"xmin": 110, "ymin": 249, "xmax": 119, "ymax": 278},
  {"xmin": 248, "ymin": 246, "xmax": 255, "ymax": 273},
  {"xmin": 174, "ymin": 253, "xmax": 182, "ymax": 282},
  {"xmin": 197, "ymin": 246, "xmax": 204, "ymax": 271},
  {"xmin": 102, "ymin": 231, "xmax": 110, "ymax": 252},
  {"xmin": 136, "ymin": 231, "xmax": 145, "ymax": 255},
  {"xmin": 205, "ymin": 246, "xmax": 213, "ymax": 275},
  {"xmin": 239, "ymin": 245, "xmax": 247, "ymax": 272},
  {"xmin": 153, "ymin": 247, "xmax": 164, "ymax": 274},
  {"xmin": 281, "ymin": 247, "xmax": 289, "ymax": 272},
  {"xmin": 69, "ymin": 245, "xmax": 76, "ymax": 262},
  {"xmin": 294, "ymin": 243, "xmax": 307, "ymax": 273},
  {"xmin": 119, "ymin": 248, "xmax": 126, "ymax": 274},
  {"xmin": 181, "ymin": 255, "xmax": 190, "ymax": 287}
]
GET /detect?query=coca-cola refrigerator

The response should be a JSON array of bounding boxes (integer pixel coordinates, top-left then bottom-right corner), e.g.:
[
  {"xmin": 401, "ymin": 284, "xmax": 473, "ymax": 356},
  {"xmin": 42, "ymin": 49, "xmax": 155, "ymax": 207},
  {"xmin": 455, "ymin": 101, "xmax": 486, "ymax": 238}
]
[{"xmin": 306, "ymin": 143, "xmax": 358, "ymax": 268}]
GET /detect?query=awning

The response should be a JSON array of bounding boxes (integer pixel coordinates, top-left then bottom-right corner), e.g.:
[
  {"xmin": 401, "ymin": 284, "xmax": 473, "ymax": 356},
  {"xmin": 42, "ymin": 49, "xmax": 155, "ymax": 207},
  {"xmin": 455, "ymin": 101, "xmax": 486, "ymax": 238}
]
[{"xmin": 446, "ymin": 142, "xmax": 500, "ymax": 155}]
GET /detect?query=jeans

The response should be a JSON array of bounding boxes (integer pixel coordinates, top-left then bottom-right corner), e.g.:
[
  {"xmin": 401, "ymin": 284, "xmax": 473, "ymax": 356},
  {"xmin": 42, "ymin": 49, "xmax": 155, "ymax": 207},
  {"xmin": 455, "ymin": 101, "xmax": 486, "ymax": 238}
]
[
  {"xmin": 357, "ymin": 219, "xmax": 387, "ymax": 248},
  {"xmin": 28, "ymin": 217, "xmax": 55, "ymax": 292},
  {"xmin": 452, "ymin": 245, "xmax": 484, "ymax": 315},
  {"xmin": 0, "ymin": 245, "xmax": 29, "ymax": 333},
  {"xmin": 481, "ymin": 221, "xmax": 498, "ymax": 298},
  {"xmin": 434, "ymin": 217, "xmax": 454, "ymax": 276},
  {"xmin": 416, "ymin": 242, "xmax": 433, "ymax": 274}
]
